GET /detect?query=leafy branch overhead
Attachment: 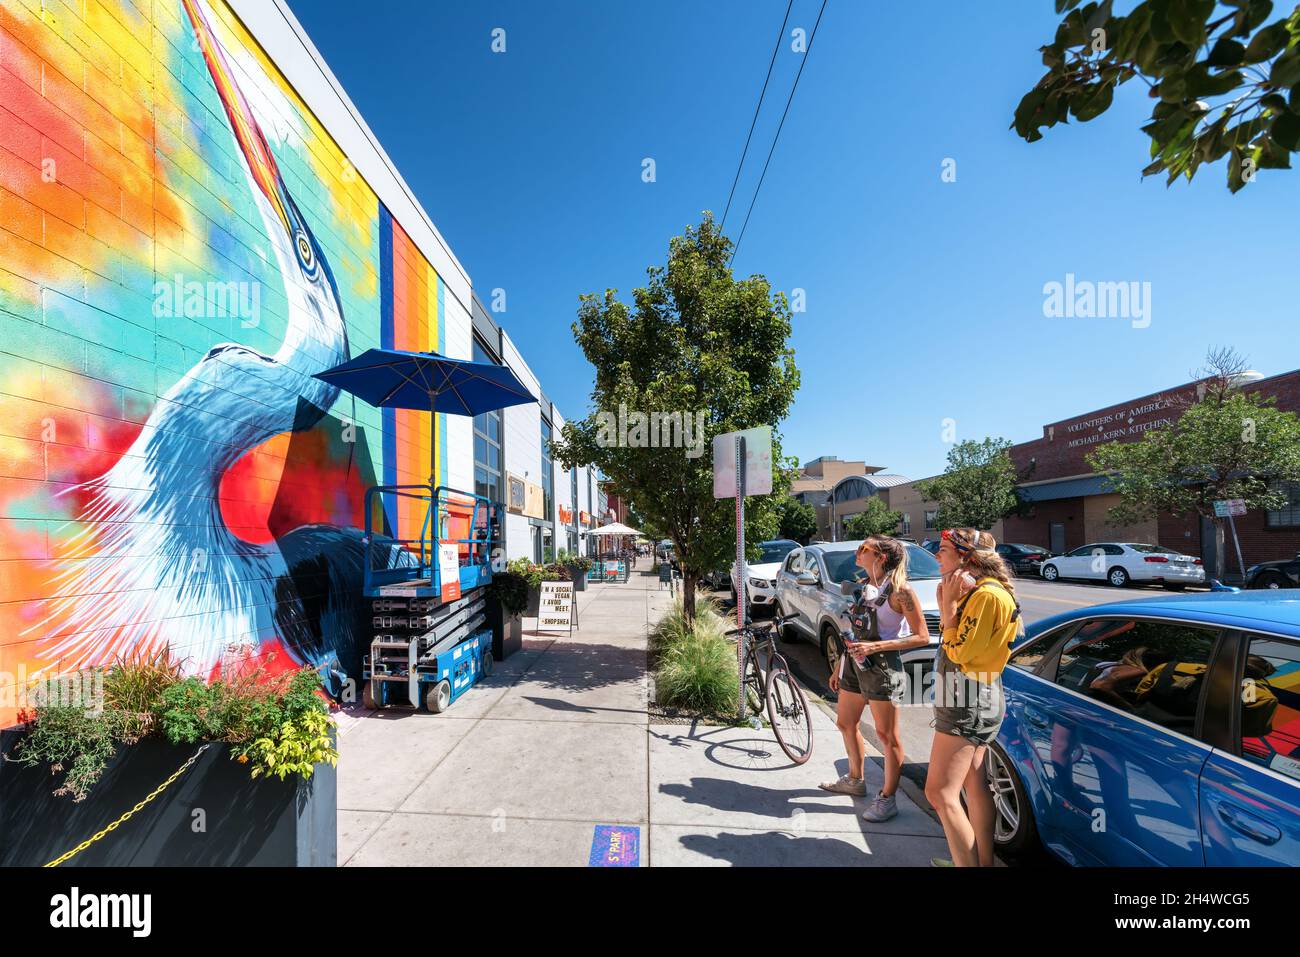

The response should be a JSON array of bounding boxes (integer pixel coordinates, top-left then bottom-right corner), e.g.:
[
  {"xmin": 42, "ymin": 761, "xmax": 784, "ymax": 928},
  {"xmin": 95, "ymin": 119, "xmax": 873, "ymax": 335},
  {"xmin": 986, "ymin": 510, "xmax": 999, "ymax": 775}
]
[{"xmin": 1014, "ymin": 0, "xmax": 1300, "ymax": 190}]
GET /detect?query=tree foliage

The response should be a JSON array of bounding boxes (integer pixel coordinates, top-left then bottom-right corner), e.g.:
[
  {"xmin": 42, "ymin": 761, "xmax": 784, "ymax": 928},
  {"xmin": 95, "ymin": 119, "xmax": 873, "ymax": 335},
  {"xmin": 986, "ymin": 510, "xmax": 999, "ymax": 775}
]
[
  {"xmin": 1014, "ymin": 0, "xmax": 1300, "ymax": 190},
  {"xmin": 915, "ymin": 438, "xmax": 1021, "ymax": 532},
  {"xmin": 776, "ymin": 495, "xmax": 818, "ymax": 544},
  {"xmin": 842, "ymin": 497, "xmax": 904, "ymax": 540},
  {"xmin": 551, "ymin": 214, "xmax": 801, "ymax": 620}
]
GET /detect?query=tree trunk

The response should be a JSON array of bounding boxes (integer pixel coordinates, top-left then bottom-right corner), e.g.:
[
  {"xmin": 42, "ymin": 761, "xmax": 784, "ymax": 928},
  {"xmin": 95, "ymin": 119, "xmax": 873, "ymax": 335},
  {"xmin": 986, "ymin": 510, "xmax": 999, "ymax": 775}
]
[
  {"xmin": 682, "ymin": 573, "xmax": 697, "ymax": 623},
  {"xmin": 1211, "ymin": 517, "xmax": 1227, "ymax": 584}
]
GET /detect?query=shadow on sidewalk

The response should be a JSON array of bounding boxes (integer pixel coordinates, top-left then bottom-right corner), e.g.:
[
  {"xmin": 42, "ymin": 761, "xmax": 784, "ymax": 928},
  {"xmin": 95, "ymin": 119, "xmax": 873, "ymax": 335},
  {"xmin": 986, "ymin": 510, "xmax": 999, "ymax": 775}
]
[
  {"xmin": 659, "ymin": 776, "xmax": 859, "ymax": 819},
  {"xmin": 677, "ymin": 830, "xmax": 871, "ymax": 866},
  {"xmin": 513, "ymin": 642, "xmax": 648, "ymax": 692}
]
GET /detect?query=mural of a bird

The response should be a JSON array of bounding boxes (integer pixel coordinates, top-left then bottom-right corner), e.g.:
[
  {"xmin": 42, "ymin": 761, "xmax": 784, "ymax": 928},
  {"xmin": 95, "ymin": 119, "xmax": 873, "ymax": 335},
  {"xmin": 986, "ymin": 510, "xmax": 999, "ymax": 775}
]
[{"xmin": 34, "ymin": 0, "xmax": 405, "ymax": 690}]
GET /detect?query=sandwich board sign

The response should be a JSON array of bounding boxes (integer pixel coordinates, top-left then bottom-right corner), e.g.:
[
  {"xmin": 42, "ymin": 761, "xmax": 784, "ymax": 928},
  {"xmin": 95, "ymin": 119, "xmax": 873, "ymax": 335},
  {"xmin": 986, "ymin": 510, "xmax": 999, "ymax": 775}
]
[
  {"xmin": 712, "ymin": 426, "xmax": 773, "ymax": 498},
  {"xmin": 537, "ymin": 580, "xmax": 575, "ymax": 634}
]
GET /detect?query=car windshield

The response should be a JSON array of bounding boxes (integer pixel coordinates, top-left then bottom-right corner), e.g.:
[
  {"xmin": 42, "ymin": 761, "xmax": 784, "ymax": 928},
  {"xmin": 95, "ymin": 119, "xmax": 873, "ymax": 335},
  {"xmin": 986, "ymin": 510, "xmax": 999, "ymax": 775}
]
[
  {"xmin": 819, "ymin": 543, "xmax": 941, "ymax": 584},
  {"xmin": 904, "ymin": 543, "xmax": 941, "ymax": 578},
  {"xmin": 758, "ymin": 541, "xmax": 797, "ymax": 564}
]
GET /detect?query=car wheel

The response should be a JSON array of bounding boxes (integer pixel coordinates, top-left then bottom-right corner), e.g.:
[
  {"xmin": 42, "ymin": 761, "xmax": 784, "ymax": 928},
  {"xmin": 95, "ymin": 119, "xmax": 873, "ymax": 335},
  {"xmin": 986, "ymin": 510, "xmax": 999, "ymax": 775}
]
[
  {"xmin": 1041, "ymin": 564, "xmax": 1060, "ymax": 582},
  {"xmin": 821, "ymin": 624, "xmax": 841, "ymax": 681},
  {"xmin": 1256, "ymin": 572, "xmax": 1287, "ymax": 590},
  {"xmin": 1108, "ymin": 566, "xmax": 1130, "ymax": 587},
  {"xmin": 986, "ymin": 741, "xmax": 1039, "ymax": 856}
]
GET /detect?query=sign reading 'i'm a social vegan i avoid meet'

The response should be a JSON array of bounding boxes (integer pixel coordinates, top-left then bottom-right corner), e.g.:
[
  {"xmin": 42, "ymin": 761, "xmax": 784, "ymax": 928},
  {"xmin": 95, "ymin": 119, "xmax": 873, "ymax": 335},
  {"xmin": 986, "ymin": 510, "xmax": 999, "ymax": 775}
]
[{"xmin": 537, "ymin": 580, "xmax": 574, "ymax": 634}]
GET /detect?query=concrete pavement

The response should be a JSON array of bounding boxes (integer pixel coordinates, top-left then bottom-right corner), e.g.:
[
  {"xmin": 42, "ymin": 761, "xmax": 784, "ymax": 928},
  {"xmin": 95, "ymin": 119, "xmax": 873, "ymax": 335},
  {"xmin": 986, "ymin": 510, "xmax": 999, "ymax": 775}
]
[{"xmin": 335, "ymin": 570, "xmax": 946, "ymax": 866}]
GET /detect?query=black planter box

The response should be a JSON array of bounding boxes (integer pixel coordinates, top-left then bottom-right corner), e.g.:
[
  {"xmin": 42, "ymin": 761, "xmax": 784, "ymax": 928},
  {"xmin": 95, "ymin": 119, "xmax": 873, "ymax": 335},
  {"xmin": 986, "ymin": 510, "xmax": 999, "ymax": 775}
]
[
  {"xmin": 486, "ymin": 599, "xmax": 523, "ymax": 660},
  {"xmin": 0, "ymin": 730, "xmax": 335, "ymax": 867},
  {"xmin": 525, "ymin": 584, "xmax": 542, "ymax": 618}
]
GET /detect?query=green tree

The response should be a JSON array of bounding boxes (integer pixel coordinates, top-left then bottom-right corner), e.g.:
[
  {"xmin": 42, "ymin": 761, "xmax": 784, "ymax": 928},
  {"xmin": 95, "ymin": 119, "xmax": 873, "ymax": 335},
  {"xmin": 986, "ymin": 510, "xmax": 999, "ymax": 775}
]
[
  {"xmin": 776, "ymin": 496, "xmax": 818, "ymax": 544},
  {"xmin": 1014, "ymin": 1, "xmax": 1300, "ymax": 191},
  {"xmin": 916, "ymin": 438, "xmax": 1020, "ymax": 531},
  {"xmin": 1087, "ymin": 350, "xmax": 1300, "ymax": 579},
  {"xmin": 551, "ymin": 214, "xmax": 800, "ymax": 621},
  {"xmin": 842, "ymin": 497, "xmax": 903, "ymax": 540}
]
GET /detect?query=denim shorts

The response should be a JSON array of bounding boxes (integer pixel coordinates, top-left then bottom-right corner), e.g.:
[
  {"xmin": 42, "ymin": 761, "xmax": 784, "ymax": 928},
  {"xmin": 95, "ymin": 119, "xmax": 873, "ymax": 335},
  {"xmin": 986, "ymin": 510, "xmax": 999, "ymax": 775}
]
[
  {"xmin": 931, "ymin": 649, "xmax": 1005, "ymax": 745},
  {"xmin": 840, "ymin": 649, "xmax": 905, "ymax": 702}
]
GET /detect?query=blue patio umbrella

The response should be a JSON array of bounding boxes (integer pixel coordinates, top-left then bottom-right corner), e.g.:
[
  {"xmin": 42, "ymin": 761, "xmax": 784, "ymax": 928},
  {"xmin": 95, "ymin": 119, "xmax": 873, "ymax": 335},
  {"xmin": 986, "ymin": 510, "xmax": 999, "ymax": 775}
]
[{"xmin": 314, "ymin": 347, "xmax": 537, "ymax": 485}]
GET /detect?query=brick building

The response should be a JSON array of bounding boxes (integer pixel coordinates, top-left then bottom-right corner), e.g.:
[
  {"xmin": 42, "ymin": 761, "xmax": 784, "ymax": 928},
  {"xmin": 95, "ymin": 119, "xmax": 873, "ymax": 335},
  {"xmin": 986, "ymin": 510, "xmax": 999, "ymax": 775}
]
[{"xmin": 1001, "ymin": 369, "xmax": 1300, "ymax": 575}]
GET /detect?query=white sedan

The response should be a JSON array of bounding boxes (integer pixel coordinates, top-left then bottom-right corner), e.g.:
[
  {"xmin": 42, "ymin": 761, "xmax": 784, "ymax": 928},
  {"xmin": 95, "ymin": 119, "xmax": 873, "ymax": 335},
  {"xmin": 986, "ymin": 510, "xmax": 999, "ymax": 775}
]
[{"xmin": 1039, "ymin": 542, "xmax": 1205, "ymax": 588}]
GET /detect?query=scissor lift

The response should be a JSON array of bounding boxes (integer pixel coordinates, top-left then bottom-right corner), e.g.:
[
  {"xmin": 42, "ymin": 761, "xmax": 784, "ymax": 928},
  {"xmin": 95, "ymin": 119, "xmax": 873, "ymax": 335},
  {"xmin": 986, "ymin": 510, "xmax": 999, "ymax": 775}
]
[{"xmin": 359, "ymin": 485, "xmax": 502, "ymax": 712}]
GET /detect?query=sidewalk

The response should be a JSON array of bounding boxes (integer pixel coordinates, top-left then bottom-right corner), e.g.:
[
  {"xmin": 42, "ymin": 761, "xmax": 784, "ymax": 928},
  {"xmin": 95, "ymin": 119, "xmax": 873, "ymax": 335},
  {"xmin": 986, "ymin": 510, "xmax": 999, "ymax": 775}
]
[{"xmin": 335, "ymin": 571, "xmax": 948, "ymax": 866}]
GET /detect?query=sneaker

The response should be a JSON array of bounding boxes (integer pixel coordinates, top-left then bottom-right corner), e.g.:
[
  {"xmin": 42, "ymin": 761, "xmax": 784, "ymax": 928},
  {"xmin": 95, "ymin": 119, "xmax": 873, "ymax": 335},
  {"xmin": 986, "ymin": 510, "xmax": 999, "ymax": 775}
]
[
  {"xmin": 861, "ymin": 790, "xmax": 898, "ymax": 822},
  {"xmin": 930, "ymin": 857, "xmax": 954, "ymax": 867},
  {"xmin": 818, "ymin": 774, "xmax": 867, "ymax": 796}
]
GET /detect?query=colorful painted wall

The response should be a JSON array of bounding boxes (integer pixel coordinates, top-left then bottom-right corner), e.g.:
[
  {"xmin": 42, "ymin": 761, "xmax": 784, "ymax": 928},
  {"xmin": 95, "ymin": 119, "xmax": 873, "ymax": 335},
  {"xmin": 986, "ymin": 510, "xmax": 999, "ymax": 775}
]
[{"xmin": 0, "ymin": 0, "xmax": 461, "ymax": 723}]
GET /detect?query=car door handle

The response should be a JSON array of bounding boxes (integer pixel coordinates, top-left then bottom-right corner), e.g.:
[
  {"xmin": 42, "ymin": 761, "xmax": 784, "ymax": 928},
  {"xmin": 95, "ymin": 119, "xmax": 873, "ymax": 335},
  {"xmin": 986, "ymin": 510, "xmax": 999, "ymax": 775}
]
[{"xmin": 1215, "ymin": 802, "xmax": 1282, "ymax": 845}]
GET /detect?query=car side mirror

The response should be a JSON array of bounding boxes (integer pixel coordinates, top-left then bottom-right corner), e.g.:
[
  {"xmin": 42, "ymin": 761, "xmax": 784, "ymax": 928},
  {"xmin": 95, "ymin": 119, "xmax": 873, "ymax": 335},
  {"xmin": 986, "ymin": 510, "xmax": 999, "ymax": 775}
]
[
  {"xmin": 796, "ymin": 573, "xmax": 818, "ymax": 586},
  {"xmin": 839, "ymin": 580, "xmax": 859, "ymax": 597}
]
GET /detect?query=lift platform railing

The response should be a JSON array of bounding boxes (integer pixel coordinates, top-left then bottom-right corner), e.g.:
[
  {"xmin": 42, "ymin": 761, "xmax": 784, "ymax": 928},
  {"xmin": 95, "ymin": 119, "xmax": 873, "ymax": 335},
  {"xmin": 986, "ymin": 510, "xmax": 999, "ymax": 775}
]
[{"xmin": 362, "ymin": 484, "xmax": 502, "ymax": 599}]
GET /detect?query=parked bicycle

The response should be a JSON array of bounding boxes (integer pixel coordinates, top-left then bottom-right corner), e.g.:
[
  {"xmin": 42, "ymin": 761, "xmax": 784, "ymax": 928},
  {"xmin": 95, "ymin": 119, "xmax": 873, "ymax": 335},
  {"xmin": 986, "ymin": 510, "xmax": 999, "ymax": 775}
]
[{"xmin": 726, "ymin": 614, "xmax": 813, "ymax": 765}]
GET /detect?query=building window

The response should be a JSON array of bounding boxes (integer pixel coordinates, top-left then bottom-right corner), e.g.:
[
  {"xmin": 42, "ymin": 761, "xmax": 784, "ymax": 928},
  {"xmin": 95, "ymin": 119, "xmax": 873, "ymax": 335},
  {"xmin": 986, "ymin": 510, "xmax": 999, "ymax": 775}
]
[
  {"xmin": 1266, "ymin": 481, "xmax": 1300, "ymax": 528},
  {"xmin": 900, "ymin": 513, "xmax": 912, "ymax": 536},
  {"xmin": 472, "ymin": 338, "xmax": 502, "ymax": 504},
  {"xmin": 540, "ymin": 419, "xmax": 555, "ymax": 562},
  {"xmin": 924, "ymin": 509, "xmax": 938, "ymax": 530}
]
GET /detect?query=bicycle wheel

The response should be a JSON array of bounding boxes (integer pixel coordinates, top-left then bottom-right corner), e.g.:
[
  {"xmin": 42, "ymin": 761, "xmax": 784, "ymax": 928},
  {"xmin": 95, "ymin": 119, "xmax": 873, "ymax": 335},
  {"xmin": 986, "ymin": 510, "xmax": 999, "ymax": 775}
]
[
  {"xmin": 765, "ymin": 655, "xmax": 813, "ymax": 764},
  {"xmin": 740, "ymin": 646, "xmax": 766, "ymax": 721}
]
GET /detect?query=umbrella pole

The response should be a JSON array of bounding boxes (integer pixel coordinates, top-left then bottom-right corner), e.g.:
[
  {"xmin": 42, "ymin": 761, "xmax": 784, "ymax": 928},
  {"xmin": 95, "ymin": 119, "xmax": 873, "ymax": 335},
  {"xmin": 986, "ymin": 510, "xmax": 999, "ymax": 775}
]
[{"xmin": 428, "ymin": 389, "xmax": 437, "ymax": 489}]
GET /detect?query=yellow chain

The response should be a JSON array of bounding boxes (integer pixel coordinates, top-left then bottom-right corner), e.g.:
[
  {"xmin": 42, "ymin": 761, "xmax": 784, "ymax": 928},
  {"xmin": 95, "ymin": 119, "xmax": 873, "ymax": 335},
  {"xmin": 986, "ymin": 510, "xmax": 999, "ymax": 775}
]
[{"xmin": 43, "ymin": 744, "xmax": 211, "ymax": 868}]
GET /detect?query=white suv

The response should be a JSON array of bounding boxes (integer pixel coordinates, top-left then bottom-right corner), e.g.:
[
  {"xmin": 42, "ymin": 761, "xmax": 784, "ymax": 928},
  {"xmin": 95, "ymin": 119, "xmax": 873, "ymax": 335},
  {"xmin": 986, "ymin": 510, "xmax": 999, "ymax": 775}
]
[{"xmin": 731, "ymin": 539, "xmax": 800, "ymax": 612}]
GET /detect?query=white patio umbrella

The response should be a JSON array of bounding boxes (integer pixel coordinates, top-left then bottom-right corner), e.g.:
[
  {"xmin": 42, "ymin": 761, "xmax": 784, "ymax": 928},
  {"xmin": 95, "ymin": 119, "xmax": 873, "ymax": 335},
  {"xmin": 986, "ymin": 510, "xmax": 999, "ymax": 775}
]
[{"xmin": 586, "ymin": 522, "xmax": 643, "ymax": 536}]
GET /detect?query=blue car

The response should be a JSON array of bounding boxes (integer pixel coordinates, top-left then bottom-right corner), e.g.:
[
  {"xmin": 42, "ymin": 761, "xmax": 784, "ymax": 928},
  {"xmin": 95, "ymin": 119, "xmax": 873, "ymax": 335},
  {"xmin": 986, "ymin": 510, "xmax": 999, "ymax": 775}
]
[{"xmin": 989, "ymin": 591, "xmax": 1300, "ymax": 866}]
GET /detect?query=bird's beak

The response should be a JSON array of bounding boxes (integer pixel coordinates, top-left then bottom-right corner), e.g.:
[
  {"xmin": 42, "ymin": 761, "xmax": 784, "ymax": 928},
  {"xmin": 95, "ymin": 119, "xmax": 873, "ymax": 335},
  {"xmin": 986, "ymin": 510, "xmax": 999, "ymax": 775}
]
[{"xmin": 181, "ymin": 0, "xmax": 294, "ymax": 238}]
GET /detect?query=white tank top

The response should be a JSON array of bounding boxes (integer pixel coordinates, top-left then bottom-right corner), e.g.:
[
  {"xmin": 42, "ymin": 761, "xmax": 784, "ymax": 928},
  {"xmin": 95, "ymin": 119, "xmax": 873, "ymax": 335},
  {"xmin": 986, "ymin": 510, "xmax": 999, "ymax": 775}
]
[{"xmin": 862, "ymin": 580, "xmax": 910, "ymax": 639}]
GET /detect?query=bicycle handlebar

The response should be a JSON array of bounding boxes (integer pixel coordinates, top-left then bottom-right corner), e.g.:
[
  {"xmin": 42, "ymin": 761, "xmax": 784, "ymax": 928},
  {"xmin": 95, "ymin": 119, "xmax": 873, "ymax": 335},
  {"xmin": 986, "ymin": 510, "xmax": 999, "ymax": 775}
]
[{"xmin": 725, "ymin": 614, "xmax": 797, "ymax": 637}]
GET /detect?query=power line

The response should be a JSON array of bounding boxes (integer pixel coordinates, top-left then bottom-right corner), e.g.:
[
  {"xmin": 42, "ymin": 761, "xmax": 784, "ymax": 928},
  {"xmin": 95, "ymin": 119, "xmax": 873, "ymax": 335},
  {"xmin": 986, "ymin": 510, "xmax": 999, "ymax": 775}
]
[
  {"xmin": 720, "ymin": 0, "xmax": 795, "ymax": 232},
  {"xmin": 729, "ymin": 0, "xmax": 828, "ymax": 266}
]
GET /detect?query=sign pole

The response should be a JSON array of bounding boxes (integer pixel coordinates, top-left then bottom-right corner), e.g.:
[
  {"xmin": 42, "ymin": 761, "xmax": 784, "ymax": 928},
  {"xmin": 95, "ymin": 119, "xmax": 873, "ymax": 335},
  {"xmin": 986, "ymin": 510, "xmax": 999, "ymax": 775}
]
[
  {"xmin": 1227, "ymin": 512, "xmax": 1246, "ymax": 583},
  {"xmin": 735, "ymin": 435, "xmax": 747, "ymax": 720}
]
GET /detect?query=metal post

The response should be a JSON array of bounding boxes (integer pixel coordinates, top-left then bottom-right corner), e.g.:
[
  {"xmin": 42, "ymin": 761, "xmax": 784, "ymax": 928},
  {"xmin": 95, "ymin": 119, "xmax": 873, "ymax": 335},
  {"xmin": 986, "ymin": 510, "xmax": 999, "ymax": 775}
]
[
  {"xmin": 1227, "ymin": 512, "xmax": 1247, "ymax": 582},
  {"xmin": 735, "ymin": 436, "xmax": 747, "ymax": 720}
]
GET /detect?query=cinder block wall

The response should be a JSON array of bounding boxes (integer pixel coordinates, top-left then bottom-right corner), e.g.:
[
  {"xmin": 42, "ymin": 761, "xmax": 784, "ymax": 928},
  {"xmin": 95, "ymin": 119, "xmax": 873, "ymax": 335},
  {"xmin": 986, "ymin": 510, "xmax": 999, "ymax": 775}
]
[{"xmin": 0, "ymin": 0, "xmax": 475, "ymax": 722}]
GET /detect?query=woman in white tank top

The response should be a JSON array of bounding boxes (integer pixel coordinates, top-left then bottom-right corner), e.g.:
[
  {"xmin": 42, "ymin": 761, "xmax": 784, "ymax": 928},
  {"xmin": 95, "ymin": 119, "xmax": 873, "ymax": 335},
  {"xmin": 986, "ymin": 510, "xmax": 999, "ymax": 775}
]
[{"xmin": 819, "ymin": 536, "xmax": 931, "ymax": 824}]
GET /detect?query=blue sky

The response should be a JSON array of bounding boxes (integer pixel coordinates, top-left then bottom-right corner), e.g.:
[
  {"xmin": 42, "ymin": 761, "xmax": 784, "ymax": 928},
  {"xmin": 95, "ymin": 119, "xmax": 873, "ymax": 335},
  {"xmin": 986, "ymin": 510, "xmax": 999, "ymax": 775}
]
[{"xmin": 287, "ymin": 0, "xmax": 1299, "ymax": 480}]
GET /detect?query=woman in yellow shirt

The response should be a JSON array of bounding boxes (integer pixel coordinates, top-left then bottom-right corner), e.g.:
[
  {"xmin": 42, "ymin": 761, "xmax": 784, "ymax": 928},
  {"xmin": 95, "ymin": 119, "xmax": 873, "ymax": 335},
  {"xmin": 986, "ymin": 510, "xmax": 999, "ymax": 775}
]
[{"xmin": 925, "ymin": 527, "xmax": 1022, "ymax": 867}]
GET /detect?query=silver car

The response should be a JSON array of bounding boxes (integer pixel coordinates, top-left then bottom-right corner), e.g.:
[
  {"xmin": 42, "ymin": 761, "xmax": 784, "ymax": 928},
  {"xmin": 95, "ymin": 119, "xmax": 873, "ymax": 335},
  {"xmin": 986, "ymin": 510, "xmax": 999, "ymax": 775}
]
[{"xmin": 772, "ymin": 540, "xmax": 943, "ymax": 679}]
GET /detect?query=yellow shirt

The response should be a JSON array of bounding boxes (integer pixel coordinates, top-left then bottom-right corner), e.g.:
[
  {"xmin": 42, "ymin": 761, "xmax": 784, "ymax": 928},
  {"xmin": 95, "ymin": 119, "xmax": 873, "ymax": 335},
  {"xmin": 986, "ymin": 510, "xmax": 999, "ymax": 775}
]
[{"xmin": 940, "ymin": 579, "xmax": 1019, "ymax": 679}]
